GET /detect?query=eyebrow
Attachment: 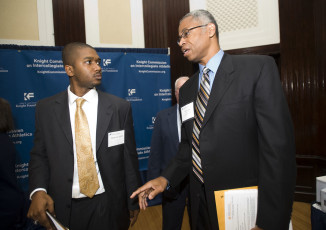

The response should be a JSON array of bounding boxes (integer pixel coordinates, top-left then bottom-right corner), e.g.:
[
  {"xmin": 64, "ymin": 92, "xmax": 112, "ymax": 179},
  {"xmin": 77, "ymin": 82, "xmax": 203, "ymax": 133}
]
[{"xmin": 83, "ymin": 57, "xmax": 101, "ymax": 61}]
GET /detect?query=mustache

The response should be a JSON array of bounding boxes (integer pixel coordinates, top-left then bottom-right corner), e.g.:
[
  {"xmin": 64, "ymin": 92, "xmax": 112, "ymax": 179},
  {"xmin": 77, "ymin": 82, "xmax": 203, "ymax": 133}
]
[{"xmin": 94, "ymin": 70, "xmax": 102, "ymax": 76}]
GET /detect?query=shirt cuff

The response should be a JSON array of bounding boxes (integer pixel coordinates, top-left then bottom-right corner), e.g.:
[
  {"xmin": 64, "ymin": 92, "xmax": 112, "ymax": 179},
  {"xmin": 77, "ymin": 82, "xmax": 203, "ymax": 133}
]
[{"xmin": 30, "ymin": 188, "xmax": 47, "ymax": 200}]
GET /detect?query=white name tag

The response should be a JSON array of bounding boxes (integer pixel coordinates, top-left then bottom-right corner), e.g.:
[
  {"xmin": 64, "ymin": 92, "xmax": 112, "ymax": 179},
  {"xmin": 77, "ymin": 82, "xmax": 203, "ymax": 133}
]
[
  {"xmin": 181, "ymin": 102, "xmax": 194, "ymax": 123},
  {"xmin": 108, "ymin": 130, "xmax": 125, "ymax": 147}
]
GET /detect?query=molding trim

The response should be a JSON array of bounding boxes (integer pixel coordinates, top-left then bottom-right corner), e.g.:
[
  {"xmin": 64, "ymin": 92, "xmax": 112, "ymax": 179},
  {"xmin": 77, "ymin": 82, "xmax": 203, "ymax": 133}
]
[{"xmin": 0, "ymin": 0, "xmax": 54, "ymax": 46}]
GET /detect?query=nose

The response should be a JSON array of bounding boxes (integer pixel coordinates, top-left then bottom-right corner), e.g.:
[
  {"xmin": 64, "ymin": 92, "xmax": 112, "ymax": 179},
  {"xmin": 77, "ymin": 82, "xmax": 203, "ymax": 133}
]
[
  {"xmin": 177, "ymin": 37, "xmax": 185, "ymax": 47},
  {"xmin": 94, "ymin": 62, "xmax": 101, "ymax": 71}
]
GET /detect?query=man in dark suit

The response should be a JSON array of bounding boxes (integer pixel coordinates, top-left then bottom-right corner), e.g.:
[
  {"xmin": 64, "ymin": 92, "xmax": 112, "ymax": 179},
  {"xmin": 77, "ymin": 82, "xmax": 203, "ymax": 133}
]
[
  {"xmin": 132, "ymin": 10, "xmax": 296, "ymax": 230},
  {"xmin": 27, "ymin": 42, "xmax": 141, "ymax": 230},
  {"xmin": 147, "ymin": 76, "xmax": 189, "ymax": 230}
]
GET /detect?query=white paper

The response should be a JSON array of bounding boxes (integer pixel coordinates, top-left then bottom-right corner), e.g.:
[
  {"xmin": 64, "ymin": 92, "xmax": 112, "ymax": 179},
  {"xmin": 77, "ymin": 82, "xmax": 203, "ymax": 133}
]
[
  {"xmin": 46, "ymin": 211, "xmax": 68, "ymax": 230},
  {"xmin": 108, "ymin": 130, "xmax": 125, "ymax": 147},
  {"xmin": 224, "ymin": 189, "xmax": 258, "ymax": 230},
  {"xmin": 181, "ymin": 102, "xmax": 194, "ymax": 122}
]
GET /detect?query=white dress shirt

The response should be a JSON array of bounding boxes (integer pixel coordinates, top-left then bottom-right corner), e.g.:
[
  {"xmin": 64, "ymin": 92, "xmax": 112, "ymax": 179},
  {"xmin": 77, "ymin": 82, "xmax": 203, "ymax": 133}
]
[
  {"xmin": 68, "ymin": 86, "xmax": 105, "ymax": 198},
  {"xmin": 177, "ymin": 104, "xmax": 181, "ymax": 143}
]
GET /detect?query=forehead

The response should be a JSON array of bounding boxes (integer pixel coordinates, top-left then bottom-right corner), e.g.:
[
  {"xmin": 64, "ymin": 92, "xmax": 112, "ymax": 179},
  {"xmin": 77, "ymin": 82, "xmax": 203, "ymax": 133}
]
[
  {"xmin": 74, "ymin": 47, "xmax": 99, "ymax": 59},
  {"xmin": 178, "ymin": 16, "xmax": 198, "ymax": 33}
]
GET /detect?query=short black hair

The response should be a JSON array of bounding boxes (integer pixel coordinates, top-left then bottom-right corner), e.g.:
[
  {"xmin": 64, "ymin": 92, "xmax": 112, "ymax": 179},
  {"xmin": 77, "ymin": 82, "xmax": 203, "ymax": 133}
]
[{"xmin": 62, "ymin": 42, "xmax": 95, "ymax": 66}]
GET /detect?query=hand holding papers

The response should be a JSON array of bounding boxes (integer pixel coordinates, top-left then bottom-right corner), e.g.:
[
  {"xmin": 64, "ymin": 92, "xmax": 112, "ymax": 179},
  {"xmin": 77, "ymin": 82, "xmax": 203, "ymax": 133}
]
[
  {"xmin": 214, "ymin": 186, "xmax": 258, "ymax": 230},
  {"xmin": 215, "ymin": 186, "xmax": 293, "ymax": 230},
  {"xmin": 224, "ymin": 189, "xmax": 258, "ymax": 229},
  {"xmin": 46, "ymin": 211, "xmax": 69, "ymax": 230}
]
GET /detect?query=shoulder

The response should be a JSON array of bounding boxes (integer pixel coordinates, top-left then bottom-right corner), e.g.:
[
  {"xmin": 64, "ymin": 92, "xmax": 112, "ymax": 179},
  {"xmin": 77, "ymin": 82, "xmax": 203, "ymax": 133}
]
[
  {"xmin": 36, "ymin": 91, "xmax": 66, "ymax": 108},
  {"xmin": 223, "ymin": 54, "xmax": 277, "ymax": 74},
  {"xmin": 156, "ymin": 105, "xmax": 176, "ymax": 117},
  {"xmin": 228, "ymin": 53, "xmax": 275, "ymax": 66},
  {"xmin": 98, "ymin": 90, "xmax": 131, "ymax": 108}
]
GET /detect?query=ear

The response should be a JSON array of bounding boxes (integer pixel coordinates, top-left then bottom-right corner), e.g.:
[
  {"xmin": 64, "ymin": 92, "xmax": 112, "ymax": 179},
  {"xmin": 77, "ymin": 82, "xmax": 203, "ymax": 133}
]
[
  {"xmin": 65, "ymin": 65, "xmax": 74, "ymax": 77},
  {"xmin": 208, "ymin": 23, "xmax": 216, "ymax": 38}
]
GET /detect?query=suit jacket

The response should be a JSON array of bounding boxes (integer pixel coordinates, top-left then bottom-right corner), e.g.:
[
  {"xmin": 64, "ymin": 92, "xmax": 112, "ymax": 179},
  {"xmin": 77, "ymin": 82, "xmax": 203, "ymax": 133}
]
[
  {"xmin": 147, "ymin": 105, "xmax": 179, "ymax": 180},
  {"xmin": 148, "ymin": 105, "xmax": 187, "ymax": 199},
  {"xmin": 162, "ymin": 53, "xmax": 296, "ymax": 230},
  {"xmin": 29, "ymin": 89, "xmax": 141, "ymax": 229}
]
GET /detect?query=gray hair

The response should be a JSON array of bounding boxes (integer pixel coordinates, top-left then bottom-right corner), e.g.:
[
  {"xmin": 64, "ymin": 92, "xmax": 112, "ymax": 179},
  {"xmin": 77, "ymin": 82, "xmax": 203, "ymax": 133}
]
[
  {"xmin": 180, "ymin": 9, "xmax": 218, "ymax": 37},
  {"xmin": 175, "ymin": 76, "xmax": 189, "ymax": 88}
]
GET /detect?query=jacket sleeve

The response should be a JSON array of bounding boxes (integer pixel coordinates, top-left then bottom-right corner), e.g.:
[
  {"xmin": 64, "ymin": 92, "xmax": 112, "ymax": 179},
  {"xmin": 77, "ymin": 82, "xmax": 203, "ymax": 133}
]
[
  {"xmin": 254, "ymin": 57, "xmax": 296, "ymax": 230},
  {"xmin": 29, "ymin": 101, "xmax": 50, "ymax": 194},
  {"xmin": 161, "ymin": 95, "xmax": 191, "ymax": 188},
  {"xmin": 147, "ymin": 112, "xmax": 164, "ymax": 180},
  {"xmin": 123, "ymin": 103, "xmax": 142, "ymax": 210}
]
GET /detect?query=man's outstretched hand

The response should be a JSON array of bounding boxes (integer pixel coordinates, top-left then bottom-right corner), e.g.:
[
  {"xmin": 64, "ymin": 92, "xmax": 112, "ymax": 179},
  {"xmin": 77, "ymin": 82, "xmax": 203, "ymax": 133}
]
[{"xmin": 130, "ymin": 176, "xmax": 168, "ymax": 209}]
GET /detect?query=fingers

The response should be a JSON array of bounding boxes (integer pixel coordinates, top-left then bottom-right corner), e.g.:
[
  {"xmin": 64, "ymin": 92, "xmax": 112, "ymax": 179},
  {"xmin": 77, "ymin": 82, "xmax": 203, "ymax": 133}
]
[
  {"xmin": 46, "ymin": 199, "xmax": 55, "ymax": 217},
  {"xmin": 131, "ymin": 177, "xmax": 167, "ymax": 199},
  {"xmin": 129, "ymin": 209, "xmax": 140, "ymax": 227},
  {"xmin": 130, "ymin": 182, "xmax": 153, "ymax": 198},
  {"xmin": 132, "ymin": 177, "xmax": 168, "ymax": 210},
  {"xmin": 138, "ymin": 191, "xmax": 148, "ymax": 210},
  {"xmin": 27, "ymin": 191, "xmax": 55, "ymax": 230},
  {"xmin": 148, "ymin": 188, "xmax": 160, "ymax": 200}
]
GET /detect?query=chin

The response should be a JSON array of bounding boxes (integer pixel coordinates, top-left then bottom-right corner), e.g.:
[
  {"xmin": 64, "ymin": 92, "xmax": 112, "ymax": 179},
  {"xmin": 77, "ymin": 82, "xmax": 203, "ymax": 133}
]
[{"xmin": 92, "ymin": 82, "xmax": 101, "ymax": 87}]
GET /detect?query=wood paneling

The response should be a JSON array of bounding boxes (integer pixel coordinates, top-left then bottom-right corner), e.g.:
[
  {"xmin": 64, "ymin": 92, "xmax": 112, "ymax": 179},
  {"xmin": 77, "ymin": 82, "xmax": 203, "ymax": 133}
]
[
  {"xmin": 225, "ymin": 44, "xmax": 281, "ymax": 72},
  {"xmin": 279, "ymin": 0, "xmax": 326, "ymax": 201},
  {"xmin": 142, "ymin": 0, "xmax": 195, "ymax": 105},
  {"xmin": 52, "ymin": 0, "xmax": 86, "ymax": 46}
]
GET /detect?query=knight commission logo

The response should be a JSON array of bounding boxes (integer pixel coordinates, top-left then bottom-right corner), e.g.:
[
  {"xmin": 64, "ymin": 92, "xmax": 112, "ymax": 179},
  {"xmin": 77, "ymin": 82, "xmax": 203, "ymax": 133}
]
[
  {"xmin": 126, "ymin": 88, "xmax": 142, "ymax": 102},
  {"xmin": 16, "ymin": 92, "xmax": 37, "ymax": 108},
  {"xmin": 24, "ymin": 92, "xmax": 34, "ymax": 101},
  {"xmin": 128, "ymin": 89, "xmax": 136, "ymax": 96},
  {"xmin": 101, "ymin": 58, "xmax": 118, "ymax": 73},
  {"xmin": 103, "ymin": 59, "xmax": 111, "ymax": 66},
  {"xmin": 146, "ymin": 117, "xmax": 155, "ymax": 130}
]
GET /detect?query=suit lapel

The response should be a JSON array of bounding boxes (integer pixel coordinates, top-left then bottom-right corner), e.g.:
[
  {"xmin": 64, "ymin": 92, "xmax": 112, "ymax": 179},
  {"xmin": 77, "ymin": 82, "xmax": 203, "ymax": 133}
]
[
  {"xmin": 202, "ymin": 53, "xmax": 235, "ymax": 129},
  {"xmin": 96, "ymin": 90, "xmax": 113, "ymax": 152},
  {"xmin": 54, "ymin": 91, "xmax": 73, "ymax": 149}
]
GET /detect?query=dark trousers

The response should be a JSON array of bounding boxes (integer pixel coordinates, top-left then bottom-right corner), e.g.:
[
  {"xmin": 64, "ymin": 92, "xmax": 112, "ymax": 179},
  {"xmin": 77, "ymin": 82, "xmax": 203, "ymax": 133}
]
[
  {"xmin": 191, "ymin": 179, "xmax": 219, "ymax": 230},
  {"xmin": 69, "ymin": 193, "xmax": 111, "ymax": 230},
  {"xmin": 162, "ymin": 183, "xmax": 190, "ymax": 230}
]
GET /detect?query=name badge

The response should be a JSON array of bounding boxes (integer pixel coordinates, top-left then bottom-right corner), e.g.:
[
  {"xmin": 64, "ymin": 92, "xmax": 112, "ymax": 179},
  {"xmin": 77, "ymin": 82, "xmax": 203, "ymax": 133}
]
[
  {"xmin": 181, "ymin": 102, "xmax": 194, "ymax": 123},
  {"xmin": 108, "ymin": 130, "xmax": 125, "ymax": 147}
]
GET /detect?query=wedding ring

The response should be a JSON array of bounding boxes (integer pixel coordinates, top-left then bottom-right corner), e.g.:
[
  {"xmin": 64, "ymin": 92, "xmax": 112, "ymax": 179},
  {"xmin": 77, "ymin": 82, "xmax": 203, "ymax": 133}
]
[{"xmin": 33, "ymin": 220, "xmax": 38, "ymax": 225}]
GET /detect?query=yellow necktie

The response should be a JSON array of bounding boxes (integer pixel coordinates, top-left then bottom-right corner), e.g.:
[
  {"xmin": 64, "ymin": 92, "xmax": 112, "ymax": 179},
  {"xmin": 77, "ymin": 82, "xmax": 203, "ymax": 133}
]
[{"xmin": 75, "ymin": 98, "xmax": 99, "ymax": 198}]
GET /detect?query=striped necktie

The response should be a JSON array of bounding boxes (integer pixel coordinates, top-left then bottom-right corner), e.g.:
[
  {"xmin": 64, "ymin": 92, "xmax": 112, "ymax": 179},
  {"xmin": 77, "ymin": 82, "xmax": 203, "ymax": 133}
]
[
  {"xmin": 192, "ymin": 67, "xmax": 210, "ymax": 183},
  {"xmin": 75, "ymin": 98, "xmax": 99, "ymax": 198}
]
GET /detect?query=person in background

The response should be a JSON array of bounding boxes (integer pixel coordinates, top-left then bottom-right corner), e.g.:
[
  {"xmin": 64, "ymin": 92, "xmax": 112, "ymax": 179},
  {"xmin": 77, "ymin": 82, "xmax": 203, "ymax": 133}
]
[
  {"xmin": 0, "ymin": 98, "xmax": 25, "ymax": 229},
  {"xmin": 147, "ymin": 76, "xmax": 190, "ymax": 230},
  {"xmin": 27, "ymin": 42, "xmax": 141, "ymax": 230},
  {"xmin": 131, "ymin": 9, "xmax": 296, "ymax": 230}
]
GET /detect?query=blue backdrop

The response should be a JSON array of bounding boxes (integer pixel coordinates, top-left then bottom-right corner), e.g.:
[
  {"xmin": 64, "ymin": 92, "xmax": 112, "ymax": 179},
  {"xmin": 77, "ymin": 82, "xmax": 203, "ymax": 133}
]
[{"xmin": 0, "ymin": 45, "xmax": 171, "ymax": 192}]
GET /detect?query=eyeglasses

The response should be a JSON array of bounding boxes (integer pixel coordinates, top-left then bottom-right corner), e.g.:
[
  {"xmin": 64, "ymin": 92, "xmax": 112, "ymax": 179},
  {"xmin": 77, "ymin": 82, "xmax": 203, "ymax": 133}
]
[{"xmin": 177, "ymin": 24, "xmax": 208, "ymax": 45}]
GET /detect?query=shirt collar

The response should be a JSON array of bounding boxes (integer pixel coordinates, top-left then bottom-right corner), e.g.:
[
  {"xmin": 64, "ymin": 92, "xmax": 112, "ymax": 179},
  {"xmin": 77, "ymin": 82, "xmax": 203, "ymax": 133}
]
[
  {"xmin": 68, "ymin": 86, "xmax": 98, "ymax": 105},
  {"xmin": 199, "ymin": 49, "xmax": 224, "ymax": 75}
]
